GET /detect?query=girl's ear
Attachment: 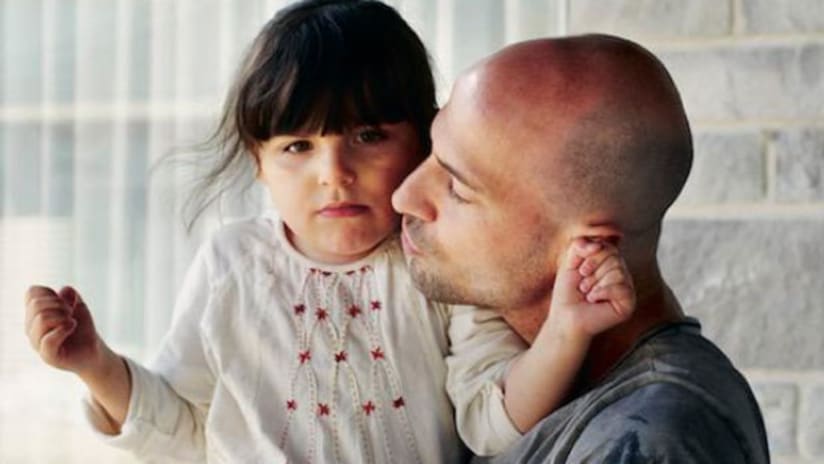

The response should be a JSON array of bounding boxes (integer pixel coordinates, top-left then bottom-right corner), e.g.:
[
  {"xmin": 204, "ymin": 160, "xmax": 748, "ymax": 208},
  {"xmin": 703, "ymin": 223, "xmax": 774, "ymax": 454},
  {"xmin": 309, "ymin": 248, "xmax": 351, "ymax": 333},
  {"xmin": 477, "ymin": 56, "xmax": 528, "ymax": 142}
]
[{"xmin": 249, "ymin": 148, "xmax": 263, "ymax": 179}]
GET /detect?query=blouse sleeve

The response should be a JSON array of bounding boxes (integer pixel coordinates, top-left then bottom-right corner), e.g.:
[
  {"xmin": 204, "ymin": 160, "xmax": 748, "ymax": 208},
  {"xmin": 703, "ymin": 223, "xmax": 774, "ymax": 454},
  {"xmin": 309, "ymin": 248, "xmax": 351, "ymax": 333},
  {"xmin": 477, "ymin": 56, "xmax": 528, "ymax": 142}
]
[
  {"xmin": 445, "ymin": 304, "xmax": 528, "ymax": 456},
  {"xmin": 82, "ymin": 241, "xmax": 218, "ymax": 462}
]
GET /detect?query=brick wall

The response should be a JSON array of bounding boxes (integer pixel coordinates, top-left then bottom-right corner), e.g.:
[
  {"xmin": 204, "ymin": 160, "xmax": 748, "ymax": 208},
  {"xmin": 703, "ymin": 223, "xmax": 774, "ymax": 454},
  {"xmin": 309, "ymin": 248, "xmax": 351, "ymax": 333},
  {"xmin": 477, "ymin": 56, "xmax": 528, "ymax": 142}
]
[{"xmin": 556, "ymin": 1, "xmax": 824, "ymax": 462}]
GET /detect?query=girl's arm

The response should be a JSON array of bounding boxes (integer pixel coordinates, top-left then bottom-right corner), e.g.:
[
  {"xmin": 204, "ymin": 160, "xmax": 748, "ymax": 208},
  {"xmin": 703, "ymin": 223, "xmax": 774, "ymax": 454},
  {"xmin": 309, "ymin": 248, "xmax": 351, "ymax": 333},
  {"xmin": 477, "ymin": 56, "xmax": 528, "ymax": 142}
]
[
  {"xmin": 445, "ymin": 305, "xmax": 528, "ymax": 456},
  {"xmin": 25, "ymin": 241, "xmax": 218, "ymax": 461},
  {"xmin": 25, "ymin": 285, "xmax": 131, "ymax": 430},
  {"xmin": 77, "ymin": 337, "xmax": 132, "ymax": 433},
  {"xmin": 503, "ymin": 238, "xmax": 636, "ymax": 432}
]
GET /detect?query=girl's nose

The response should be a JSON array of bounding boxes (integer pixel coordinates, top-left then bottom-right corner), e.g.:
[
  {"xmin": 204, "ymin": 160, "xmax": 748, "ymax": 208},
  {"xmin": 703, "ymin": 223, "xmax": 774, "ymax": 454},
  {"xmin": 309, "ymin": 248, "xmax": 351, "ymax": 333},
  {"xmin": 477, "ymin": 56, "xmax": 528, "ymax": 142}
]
[{"xmin": 318, "ymin": 144, "xmax": 356, "ymax": 187}]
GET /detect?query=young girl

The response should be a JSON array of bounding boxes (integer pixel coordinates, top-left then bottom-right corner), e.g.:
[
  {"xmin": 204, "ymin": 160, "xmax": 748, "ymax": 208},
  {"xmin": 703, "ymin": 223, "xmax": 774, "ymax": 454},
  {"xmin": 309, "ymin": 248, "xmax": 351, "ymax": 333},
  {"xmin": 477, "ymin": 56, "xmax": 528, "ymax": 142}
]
[{"xmin": 24, "ymin": 1, "xmax": 634, "ymax": 462}]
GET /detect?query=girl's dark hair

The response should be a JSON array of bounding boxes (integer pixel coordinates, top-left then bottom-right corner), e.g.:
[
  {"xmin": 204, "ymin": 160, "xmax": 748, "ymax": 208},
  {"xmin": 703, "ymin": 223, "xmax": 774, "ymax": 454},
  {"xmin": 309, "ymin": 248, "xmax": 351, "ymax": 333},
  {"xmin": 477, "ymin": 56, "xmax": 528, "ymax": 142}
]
[{"xmin": 183, "ymin": 0, "xmax": 437, "ymax": 231}]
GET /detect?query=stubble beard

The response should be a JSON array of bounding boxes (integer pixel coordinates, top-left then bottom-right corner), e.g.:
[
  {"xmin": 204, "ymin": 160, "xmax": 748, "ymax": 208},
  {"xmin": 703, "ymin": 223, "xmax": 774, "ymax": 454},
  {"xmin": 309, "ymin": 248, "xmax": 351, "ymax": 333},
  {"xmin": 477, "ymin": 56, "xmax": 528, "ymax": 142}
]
[
  {"xmin": 407, "ymin": 256, "xmax": 475, "ymax": 305},
  {"xmin": 403, "ymin": 217, "xmax": 480, "ymax": 305},
  {"xmin": 404, "ymin": 219, "xmax": 553, "ymax": 310}
]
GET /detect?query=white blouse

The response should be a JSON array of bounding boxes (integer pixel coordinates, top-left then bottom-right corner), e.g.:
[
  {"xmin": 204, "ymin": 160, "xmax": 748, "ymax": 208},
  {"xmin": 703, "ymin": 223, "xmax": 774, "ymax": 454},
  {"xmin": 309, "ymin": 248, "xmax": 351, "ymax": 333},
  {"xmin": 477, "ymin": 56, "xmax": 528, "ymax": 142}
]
[{"xmin": 85, "ymin": 213, "xmax": 525, "ymax": 463}]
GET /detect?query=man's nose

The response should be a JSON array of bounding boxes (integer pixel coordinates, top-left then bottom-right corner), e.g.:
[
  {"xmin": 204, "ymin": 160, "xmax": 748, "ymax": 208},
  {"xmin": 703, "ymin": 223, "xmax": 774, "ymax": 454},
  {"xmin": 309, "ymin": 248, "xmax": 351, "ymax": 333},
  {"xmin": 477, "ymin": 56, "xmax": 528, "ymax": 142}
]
[
  {"xmin": 392, "ymin": 156, "xmax": 436, "ymax": 221},
  {"xmin": 318, "ymin": 144, "xmax": 355, "ymax": 187}
]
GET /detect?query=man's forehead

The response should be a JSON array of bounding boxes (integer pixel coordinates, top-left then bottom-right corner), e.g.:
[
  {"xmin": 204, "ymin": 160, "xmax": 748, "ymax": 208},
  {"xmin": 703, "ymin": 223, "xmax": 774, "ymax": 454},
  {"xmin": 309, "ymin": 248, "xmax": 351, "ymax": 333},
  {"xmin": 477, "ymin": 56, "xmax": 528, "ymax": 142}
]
[
  {"xmin": 430, "ymin": 101, "xmax": 490, "ymax": 190},
  {"xmin": 436, "ymin": 85, "xmax": 571, "ymax": 204}
]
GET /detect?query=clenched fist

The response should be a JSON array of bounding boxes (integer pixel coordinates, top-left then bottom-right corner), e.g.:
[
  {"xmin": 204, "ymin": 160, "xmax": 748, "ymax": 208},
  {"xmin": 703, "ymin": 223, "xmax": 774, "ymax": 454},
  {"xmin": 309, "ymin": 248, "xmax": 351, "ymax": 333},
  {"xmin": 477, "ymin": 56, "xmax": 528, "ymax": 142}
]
[{"xmin": 24, "ymin": 285, "xmax": 106, "ymax": 376}]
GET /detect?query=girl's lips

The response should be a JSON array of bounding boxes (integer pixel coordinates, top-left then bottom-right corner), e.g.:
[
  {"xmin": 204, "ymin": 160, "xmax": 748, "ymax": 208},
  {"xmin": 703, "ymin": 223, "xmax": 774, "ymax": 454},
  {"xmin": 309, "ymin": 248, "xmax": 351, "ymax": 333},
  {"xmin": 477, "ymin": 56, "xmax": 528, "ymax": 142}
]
[{"xmin": 318, "ymin": 204, "xmax": 369, "ymax": 218}]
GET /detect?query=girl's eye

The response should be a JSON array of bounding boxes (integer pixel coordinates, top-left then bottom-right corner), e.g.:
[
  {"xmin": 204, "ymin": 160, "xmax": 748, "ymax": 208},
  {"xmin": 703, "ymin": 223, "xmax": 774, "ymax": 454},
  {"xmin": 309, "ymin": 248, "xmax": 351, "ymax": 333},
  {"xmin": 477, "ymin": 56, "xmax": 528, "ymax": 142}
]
[
  {"xmin": 355, "ymin": 127, "xmax": 387, "ymax": 144},
  {"xmin": 284, "ymin": 140, "xmax": 312, "ymax": 154},
  {"xmin": 448, "ymin": 178, "xmax": 470, "ymax": 204}
]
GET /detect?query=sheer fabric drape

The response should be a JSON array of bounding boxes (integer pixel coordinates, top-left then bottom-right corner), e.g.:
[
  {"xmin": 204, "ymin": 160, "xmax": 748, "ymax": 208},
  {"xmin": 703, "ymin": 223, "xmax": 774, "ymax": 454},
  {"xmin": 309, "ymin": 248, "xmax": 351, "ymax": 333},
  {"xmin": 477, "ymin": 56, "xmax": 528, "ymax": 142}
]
[{"xmin": 0, "ymin": 1, "xmax": 555, "ymax": 461}]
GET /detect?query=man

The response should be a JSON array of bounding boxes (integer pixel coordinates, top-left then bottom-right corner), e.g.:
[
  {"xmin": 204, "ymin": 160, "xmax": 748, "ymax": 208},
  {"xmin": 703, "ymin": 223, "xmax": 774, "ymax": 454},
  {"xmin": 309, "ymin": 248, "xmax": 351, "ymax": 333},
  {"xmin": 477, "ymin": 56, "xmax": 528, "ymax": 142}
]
[{"xmin": 392, "ymin": 34, "xmax": 770, "ymax": 463}]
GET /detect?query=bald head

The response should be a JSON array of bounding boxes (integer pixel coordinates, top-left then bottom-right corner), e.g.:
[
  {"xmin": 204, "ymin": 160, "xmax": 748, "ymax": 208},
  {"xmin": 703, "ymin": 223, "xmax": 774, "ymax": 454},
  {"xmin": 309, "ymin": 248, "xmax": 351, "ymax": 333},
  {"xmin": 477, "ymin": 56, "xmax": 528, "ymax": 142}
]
[{"xmin": 457, "ymin": 34, "xmax": 692, "ymax": 236}]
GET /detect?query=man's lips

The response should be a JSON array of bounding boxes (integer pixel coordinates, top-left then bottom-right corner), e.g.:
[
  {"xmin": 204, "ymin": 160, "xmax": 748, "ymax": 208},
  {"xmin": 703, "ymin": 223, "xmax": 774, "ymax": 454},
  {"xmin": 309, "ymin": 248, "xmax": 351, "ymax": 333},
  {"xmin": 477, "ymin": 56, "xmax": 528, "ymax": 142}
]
[
  {"xmin": 401, "ymin": 223, "xmax": 422, "ymax": 255},
  {"xmin": 318, "ymin": 203, "xmax": 369, "ymax": 218}
]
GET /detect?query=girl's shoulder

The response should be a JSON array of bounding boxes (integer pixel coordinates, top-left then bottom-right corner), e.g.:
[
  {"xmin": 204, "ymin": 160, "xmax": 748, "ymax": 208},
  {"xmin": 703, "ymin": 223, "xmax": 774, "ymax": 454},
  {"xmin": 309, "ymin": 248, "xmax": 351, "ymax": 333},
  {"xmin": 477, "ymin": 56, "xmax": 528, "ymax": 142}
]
[
  {"xmin": 199, "ymin": 213, "xmax": 283, "ymax": 276},
  {"xmin": 209, "ymin": 214, "xmax": 278, "ymax": 250}
]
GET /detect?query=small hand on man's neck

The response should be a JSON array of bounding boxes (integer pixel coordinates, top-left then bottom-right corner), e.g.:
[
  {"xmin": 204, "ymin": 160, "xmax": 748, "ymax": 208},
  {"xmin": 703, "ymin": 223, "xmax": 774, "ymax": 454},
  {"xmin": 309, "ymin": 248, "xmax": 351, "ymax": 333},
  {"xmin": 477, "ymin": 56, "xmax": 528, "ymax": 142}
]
[
  {"xmin": 580, "ymin": 283, "xmax": 684, "ymax": 389},
  {"xmin": 501, "ymin": 272, "xmax": 685, "ymax": 391}
]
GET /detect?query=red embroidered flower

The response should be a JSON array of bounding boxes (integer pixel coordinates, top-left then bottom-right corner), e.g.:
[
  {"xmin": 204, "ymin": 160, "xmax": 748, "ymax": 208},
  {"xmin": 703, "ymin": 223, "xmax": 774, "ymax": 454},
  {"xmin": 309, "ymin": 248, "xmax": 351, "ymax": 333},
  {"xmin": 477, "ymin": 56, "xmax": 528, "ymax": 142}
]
[
  {"xmin": 318, "ymin": 403, "xmax": 330, "ymax": 416},
  {"xmin": 345, "ymin": 270, "xmax": 356, "ymax": 276},
  {"xmin": 393, "ymin": 397, "xmax": 405, "ymax": 409},
  {"xmin": 348, "ymin": 305, "xmax": 362, "ymax": 318},
  {"xmin": 362, "ymin": 401, "xmax": 376, "ymax": 415},
  {"xmin": 370, "ymin": 300, "xmax": 382, "ymax": 311},
  {"xmin": 370, "ymin": 347, "xmax": 385, "ymax": 360},
  {"xmin": 293, "ymin": 304, "xmax": 306, "ymax": 315},
  {"xmin": 321, "ymin": 271, "xmax": 332, "ymax": 277},
  {"xmin": 335, "ymin": 351, "xmax": 347, "ymax": 363},
  {"xmin": 286, "ymin": 399, "xmax": 297, "ymax": 411},
  {"xmin": 315, "ymin": 308, "xmax": 328, "ymax": 321},
  {"xmin": 298, "ymin": 350, "xmax": 312, "ymax": 364}
]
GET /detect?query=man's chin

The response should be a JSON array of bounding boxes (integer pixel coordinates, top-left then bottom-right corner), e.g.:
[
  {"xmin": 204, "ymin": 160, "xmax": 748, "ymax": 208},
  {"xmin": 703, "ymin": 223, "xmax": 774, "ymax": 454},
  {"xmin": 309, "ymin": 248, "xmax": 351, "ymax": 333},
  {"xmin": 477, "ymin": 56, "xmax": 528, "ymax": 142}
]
[{"xmin": 408, "ymin": 261, "xmax": 471, "ymax": 305}]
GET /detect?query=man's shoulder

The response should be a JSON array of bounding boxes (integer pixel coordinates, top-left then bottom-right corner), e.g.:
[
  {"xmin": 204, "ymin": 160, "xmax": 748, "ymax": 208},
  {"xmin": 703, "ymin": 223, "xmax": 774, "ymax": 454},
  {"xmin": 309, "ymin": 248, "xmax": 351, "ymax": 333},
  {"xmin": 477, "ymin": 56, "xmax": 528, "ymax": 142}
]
[
  {"xmin": 491, "ymin": 368, "xmax": 770, "ymax": 464},
  {"xmin": 476, "ymin": 323, "xmax": 770, "ymax": 464},
  {"xmin": 567, "ymin": 381, "xmax": 758, "ymax": 462},
  {"xmin": 566, "ymin": 323, "xmax": 769, "ymax": 463},
  {"xmin": 608, "ymin": 320, "xmax": 760, "ymax": 422}
]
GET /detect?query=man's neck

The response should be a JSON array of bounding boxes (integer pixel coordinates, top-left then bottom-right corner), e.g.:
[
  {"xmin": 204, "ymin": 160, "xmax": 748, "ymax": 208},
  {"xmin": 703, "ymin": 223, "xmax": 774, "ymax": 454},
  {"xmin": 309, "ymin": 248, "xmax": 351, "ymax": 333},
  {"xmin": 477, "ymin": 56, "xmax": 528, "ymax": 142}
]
[
  {"xmin": 580, "ymin": 283, "xmax": 683, "ymax": 389},
  {"xmin": 501, "ymin": 269, "xmax": 685, "ymax": 391},
  {"xmin": 499, "ymin": 306, "xmax": 547, "ymax": 344}
]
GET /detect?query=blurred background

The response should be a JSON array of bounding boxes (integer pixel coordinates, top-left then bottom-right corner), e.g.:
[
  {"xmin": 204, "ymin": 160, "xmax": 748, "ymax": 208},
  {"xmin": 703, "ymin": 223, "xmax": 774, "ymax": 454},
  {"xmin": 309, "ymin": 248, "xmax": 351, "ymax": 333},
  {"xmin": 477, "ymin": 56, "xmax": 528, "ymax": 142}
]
[{"xmin": 1, "ymin": 0, "xmax": 822, "ymax": 462}]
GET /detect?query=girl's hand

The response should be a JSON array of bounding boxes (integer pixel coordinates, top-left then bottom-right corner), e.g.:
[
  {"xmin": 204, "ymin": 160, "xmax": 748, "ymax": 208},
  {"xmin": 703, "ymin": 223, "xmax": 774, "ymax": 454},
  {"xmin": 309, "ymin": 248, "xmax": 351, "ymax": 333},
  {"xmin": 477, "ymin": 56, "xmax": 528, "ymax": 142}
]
[
  {"xmin": 24, "ymin": 285, "xmax": 107, "ymax": 377},
  {"xmin": 548, "ymin": 238, "xmax": 636, "ymax": 340}
]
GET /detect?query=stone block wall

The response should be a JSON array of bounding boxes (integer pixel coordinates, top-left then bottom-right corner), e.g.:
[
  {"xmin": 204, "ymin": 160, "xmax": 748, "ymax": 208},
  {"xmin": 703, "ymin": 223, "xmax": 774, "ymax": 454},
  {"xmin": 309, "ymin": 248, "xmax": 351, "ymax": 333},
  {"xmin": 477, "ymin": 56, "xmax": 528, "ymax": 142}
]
[{"xmin": 562, "ymin": 1, "xmax": 824, "ymax": 462}]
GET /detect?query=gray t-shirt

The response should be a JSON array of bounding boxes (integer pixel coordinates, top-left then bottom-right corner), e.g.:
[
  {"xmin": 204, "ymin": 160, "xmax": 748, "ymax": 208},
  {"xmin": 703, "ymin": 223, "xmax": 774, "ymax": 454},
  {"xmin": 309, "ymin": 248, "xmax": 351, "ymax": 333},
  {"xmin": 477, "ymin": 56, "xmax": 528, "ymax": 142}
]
[{"xmin": 474, "ymin": 319, "xmax": 770, "ymax": 463}]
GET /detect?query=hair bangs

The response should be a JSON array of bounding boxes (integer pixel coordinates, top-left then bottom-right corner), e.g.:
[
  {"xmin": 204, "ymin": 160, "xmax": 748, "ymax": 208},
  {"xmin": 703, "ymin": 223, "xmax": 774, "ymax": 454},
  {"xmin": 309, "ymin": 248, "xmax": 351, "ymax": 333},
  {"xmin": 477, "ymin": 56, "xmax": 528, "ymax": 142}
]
[
  {"xmin": 269, "ymin": 65, "xmax": 412, "ymax": 136},
  {"xmin": 236, "ymin": 5, "xmax": 423, "ymax": 144}
]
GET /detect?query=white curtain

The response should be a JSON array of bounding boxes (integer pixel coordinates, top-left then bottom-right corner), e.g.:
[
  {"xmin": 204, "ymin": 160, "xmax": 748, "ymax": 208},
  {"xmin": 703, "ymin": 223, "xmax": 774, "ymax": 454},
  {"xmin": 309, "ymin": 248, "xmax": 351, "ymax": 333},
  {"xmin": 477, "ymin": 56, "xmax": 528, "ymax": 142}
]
[{"xmin": 0, "ymin": 0, "xmax": 558, "ymax": 461}]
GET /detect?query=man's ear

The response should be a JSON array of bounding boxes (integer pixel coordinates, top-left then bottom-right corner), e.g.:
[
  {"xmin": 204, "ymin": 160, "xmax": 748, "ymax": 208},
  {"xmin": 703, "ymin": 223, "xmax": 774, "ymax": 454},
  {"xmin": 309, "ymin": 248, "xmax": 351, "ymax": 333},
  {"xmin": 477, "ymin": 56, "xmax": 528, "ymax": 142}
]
[
  {"xmin": 570, "ymin": 223, "xmax": 623, "ymax": 247},
  {"xmin": 550, "ymin": 222, "xmax": 622, "ymax": 271}
]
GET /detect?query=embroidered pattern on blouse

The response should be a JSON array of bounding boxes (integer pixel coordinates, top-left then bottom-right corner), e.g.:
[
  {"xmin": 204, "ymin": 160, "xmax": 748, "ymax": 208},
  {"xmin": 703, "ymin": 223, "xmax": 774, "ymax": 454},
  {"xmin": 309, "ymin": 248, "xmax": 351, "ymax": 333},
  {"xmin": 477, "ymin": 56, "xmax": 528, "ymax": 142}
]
[{"xmin": 273, "ymin": 264, "xmax": 422, "ymax": 464}]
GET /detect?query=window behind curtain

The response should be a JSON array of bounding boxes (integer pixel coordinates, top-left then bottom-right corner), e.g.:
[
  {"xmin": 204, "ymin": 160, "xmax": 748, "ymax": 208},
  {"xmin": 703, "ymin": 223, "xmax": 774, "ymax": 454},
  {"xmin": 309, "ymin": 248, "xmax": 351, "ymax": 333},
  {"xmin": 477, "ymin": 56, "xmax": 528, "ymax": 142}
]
[{"xmin": 0, "ymin": 0, "xmax": 556, "ymax": 461}]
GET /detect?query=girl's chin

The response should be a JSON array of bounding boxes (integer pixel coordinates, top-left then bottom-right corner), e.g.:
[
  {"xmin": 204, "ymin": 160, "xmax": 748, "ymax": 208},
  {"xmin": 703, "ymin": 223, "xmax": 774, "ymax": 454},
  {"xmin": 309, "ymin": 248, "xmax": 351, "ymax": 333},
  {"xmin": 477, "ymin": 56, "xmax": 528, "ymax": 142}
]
[
  {"xmin": 288, "ymin": 224, "xmax": 391, "ymax": 263},
  {"xmin": 321, "ymin": 239, "xmax": 383, "ymax": 261},
  {"xmin": 290, "ymin": 231, "xmax": 385, "ymax": 265}
]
